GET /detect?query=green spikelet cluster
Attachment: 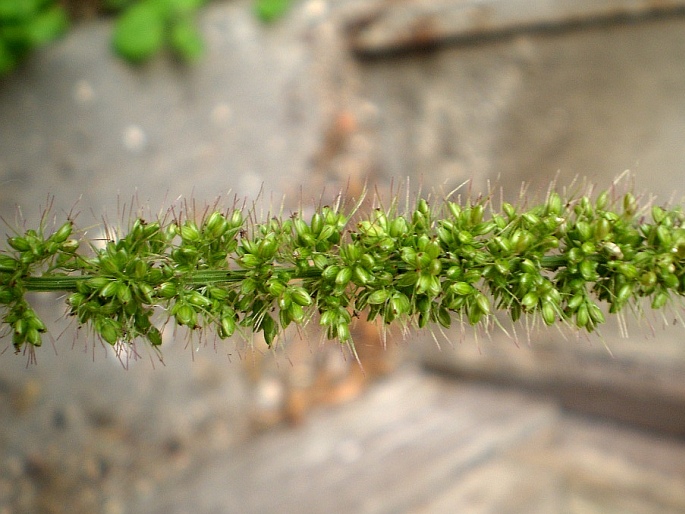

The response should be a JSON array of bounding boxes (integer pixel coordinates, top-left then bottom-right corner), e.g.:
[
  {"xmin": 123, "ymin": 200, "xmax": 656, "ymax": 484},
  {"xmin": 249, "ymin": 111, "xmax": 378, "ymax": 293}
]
[{"xmin": 2, "ymin": 188, "xmax": 685, "ymax": 354}]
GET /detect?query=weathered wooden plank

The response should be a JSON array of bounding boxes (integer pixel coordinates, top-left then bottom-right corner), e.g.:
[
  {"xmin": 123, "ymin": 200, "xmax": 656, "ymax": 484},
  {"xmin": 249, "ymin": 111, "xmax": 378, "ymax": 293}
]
[
  {"xmin": 347, "ymin": 0, "xmax": 685, "ymax": 56},
  {"xmin": 417, "ymin": 317, "xmax": 685, "ymax": 436}
]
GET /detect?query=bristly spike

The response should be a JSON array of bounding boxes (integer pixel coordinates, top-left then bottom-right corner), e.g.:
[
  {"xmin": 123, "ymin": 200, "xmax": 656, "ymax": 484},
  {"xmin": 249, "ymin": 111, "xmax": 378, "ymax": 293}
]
[{"xmin": 2, "ymin": 178, "xmax": 684, "ymax": 361}]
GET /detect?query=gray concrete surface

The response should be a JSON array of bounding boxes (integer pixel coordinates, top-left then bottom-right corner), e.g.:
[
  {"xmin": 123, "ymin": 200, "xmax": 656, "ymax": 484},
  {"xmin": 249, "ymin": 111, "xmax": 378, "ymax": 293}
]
[
  {"xmin": 361, "ymin": 10, "xmax": 685, "ymax": 200},
  {"xmin": 2, "ymin": 0, "xmax": 685, "ymax": 512},
  {"xmin": 132, "ymin": 368, "xmax": 685, "ymax": 514}
]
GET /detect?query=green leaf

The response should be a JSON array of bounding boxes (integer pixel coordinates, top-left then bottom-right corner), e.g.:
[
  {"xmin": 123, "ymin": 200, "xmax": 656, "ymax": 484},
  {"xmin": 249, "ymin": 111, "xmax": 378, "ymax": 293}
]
[
  {"xmin": 170, "ymin": 18, "xmax": 204, "ymax": 61},
  {"xmin": 541, "ymin": 301, "xmax": 556, "ymax": 325},
  {"xmin": 116, "ymin": 283, "xmax": 133, "ymax": 304},
  {"xmin": 521, "ymin": 292, "xmax": 538, "ymax": 310},
  {"xmin": 50, "ymin": 221, "xmax": 73, "ymax": 244},
  {"xmin": 147, "ymin": 326, "xmax": 163, "ymax": 346},
  {"xmin": 567, "ymin": 294, "xmax": 583, "ymax": 310},
  {"xmin": 0, "ymin": 39, "xmax": 16, "ymax": 75},
  {"xmin": 336, "ymin": 322, "xmax": 351, "ymax": 342},
  {"xmin": 396, "ymin": 271, "xmax": 418, "ymax": 288},
  {"xmin": 0, "ymin": 0, "xmax": 40, "ymax": 21},
  {"xmin": 261, "ymin": 314, "xmax": 278, "ymax": 346},
  {"xmin": 96, "ymin": 318, "xmax": 122, "ymax": 345},
  {"xmin": 0, "ymin": 287, "xmax": 14, "ymax": 304},
  {"xmin": 416, "ymin": 274, "xmax": 432, "ymax": 295},
  {"xmin": 587, "ymin": 302, "xmax": 605, "ymax": 324},
  {"xmin": 389, "ymin": 293, "xmax": 410, "ymax": 316},
  {"xmin": 104, "ymin": 0, "xmax": 137, "ymax": 12},
  {"xmin": 400, "ymin": 247, "xmax": 417, "ymax": 267},
  {"xmin": 475, "ymin": 292, "xmax": 491, "ymax": 316},
  {"xmin": 219, "ymin": 315, "xmax": 236, "ymax": 338},
  {"xmin": 254, "ymin": 0, "xmax": 292, "ymax": 23},
  {"xmin": 0, "ymin": 254, "xmax": 18, "ymax": 273},
  {"xmin": 112, "ymin": 3, "xmax": 165, "ymax": 63},
  {"xmin": 25, "ymin": 6, "xmax": 68, "ymax": 46},
  {"xmin": 8, "ymin": 236, "xmax": 31, "ymax": 252},
  {"xmin": 575, "ymin": 304, "xmax": 589, "ymax": 328},
  {"xmin": 99, "ymin": 280, "xmax": 119, "ymax": 298},
  {"xmin": 169, "ymin": 0, "xmax": 206, "ymax": 16},
  {"xmin": 174, "ymin": 303, "xmax": 197, "ymax": 327},
  {"xmin": 26, "ymin": 327, "xmax": 41, "ymax": 346},
  {"xmin": 651, "ymin": 291, "xmax": 669, "ymax": 310},
  {"xmin": 353, "ymin": 266, "xmax": 372, "ymax": 285},
  {"xmin": 335, "ymin": 267, "xmax": 352, "ymax": 287},
  {"xmin": 436, "ymin": 306, "xmax": 451, "ymax": 328},
  {"xmin": 290, "ymin": 304, "xmax": 304, "ymax": 324},
  {"xmin": 187, "ymin": 290, "xmax": 211, "ymax": 308},
  {"xmin": 367, "ymin": 289, "xmax": 389, "ymax": 305},
  {"xmin": 290, "ymin": 286, "xmax": 312, "ymax": 307}
]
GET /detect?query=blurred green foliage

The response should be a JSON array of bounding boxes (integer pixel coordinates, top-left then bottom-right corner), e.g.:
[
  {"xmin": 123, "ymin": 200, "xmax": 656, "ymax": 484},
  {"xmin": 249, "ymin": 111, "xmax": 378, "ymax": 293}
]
[
  {"xmin": 110, "ymin": 0, "xmax": 206, "ymax": 63},
  {"xmin": 0, "ymin": 0, "xmax": 294, "ymax": 76},
  {"xmin": 254, "ymin": 0, "xmax": 292, "ymax": 22},
  {"xmin": 0, "ymin": 0, "xmax": 68, "ymax": 75}
]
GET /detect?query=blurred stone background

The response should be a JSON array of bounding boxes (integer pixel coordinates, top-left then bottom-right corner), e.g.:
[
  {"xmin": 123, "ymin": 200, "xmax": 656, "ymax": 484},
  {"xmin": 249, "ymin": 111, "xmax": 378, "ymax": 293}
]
[{"xmin": 2, "ymin": 0, "xmax": 685, "ymax": 512}]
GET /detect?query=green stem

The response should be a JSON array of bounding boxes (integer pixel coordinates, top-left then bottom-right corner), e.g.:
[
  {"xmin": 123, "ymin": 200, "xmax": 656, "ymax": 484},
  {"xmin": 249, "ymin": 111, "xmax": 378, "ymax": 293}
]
[
  {"xmin": 539, "ymin": 255, "xmax": 568, "ymax": 270},
  {"xmin": 24, "ymin": 256, "xmax": 571, "ymax": 293},
  {"xmin": 24, "ymin": 275, "xmax": 90, "ymax": 292},
  {"xmin": 23, "ymin": 266, "xmax": 327, "ymax": 292}
]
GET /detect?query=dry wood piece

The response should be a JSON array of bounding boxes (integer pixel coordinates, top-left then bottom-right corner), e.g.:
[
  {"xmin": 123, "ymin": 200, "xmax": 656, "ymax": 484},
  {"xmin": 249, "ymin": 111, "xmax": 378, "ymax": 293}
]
[{"xmin": 347, "ymin": 0, "xmax": 685, "ymax": 57}]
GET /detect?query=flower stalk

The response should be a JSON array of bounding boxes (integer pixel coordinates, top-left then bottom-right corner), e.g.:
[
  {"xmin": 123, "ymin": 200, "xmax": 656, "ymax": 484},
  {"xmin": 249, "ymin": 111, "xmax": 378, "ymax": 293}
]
[{"xmin": 2, "ymin": 188, "xmax": 685, "ymax": 354}]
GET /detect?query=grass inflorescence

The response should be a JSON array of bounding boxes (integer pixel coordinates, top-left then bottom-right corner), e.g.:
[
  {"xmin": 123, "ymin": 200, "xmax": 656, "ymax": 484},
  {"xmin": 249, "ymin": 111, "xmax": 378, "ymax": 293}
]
[{"xmin": 2, "ymin": 186, "xmax": 685, "ymax": 355}]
